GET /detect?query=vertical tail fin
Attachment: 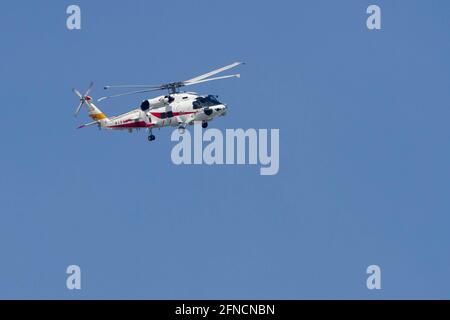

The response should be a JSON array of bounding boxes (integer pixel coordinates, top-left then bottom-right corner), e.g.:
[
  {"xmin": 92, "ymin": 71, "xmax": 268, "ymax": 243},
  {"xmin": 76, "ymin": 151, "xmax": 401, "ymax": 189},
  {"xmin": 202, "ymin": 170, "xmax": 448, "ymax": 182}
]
[{"xmin": 84, "ymin": 97, "xmax": 108, "ymax": 121}]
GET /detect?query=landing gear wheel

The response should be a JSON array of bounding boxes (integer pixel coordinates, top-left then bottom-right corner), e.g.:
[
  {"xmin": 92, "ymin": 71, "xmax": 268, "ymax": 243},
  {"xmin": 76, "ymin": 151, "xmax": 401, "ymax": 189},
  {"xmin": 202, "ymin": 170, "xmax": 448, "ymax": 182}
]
[
  {"xmin": 202, "ymin": 122, "xmax": 208, "ymax": 128},
  {"xmin": 148, "ymin": 135, "xmax": 156, "ymax": 141}
]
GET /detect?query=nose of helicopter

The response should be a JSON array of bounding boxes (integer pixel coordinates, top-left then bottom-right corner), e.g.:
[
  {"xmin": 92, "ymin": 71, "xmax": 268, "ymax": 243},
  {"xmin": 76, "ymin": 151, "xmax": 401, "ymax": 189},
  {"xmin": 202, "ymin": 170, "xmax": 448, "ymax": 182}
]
[{"xmin": 215, "ymin": 104, "xmax": 227, "ymax": 116}]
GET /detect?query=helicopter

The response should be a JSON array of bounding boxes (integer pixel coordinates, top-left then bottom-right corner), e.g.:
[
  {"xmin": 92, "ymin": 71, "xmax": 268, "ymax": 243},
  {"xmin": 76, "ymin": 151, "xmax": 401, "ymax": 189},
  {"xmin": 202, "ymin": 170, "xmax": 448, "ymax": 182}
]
[{"xmin": 72, "ymin": 62, "xmax": 243, "ymax": 141}]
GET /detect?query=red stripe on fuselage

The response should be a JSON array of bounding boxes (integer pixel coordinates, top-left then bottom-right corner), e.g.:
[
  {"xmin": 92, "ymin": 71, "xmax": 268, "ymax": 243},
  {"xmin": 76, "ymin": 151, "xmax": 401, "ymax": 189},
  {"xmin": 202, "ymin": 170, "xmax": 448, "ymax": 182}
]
[
  {"xmin": 150, "ymin": 111, "xmax": 195, "ymax": 119},
  {"xmin": 107, "ymin": 121, "xmax": 153, "ymax": 129}
]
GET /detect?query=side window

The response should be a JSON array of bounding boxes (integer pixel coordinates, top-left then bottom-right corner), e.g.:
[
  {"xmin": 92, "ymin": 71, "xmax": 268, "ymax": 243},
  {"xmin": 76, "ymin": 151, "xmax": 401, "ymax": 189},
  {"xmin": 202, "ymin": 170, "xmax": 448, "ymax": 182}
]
[{"xmin": 193, "ymin": 101, "xmax": 201, "ymax": 109}]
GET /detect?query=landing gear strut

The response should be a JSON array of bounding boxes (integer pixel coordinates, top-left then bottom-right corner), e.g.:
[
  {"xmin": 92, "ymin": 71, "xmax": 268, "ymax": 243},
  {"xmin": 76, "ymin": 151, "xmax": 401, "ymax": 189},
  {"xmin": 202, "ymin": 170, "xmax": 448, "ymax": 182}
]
[
  {"xmin": 202, "ymin": 122, "xmax": 208, "ymax": 129},
  {"xmin": 147, "ymin": 129, "xmax": 156, "ymax": 141}
]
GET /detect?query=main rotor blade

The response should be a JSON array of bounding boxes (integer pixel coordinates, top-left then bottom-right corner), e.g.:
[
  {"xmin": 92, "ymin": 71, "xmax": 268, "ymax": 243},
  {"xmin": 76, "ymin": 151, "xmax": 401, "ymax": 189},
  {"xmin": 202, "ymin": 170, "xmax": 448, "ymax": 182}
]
[
  {"xmin": 184, "ymin": 74, "xmax": 241, "ymax": 86},
  {"xmin": 184, "ymin": 62, "xmax": 244, "ymax": 83},
  {"xmin": 103, "ymin": 84, "xmax": 163, "ymax": 90},
  {"xmin": 97, "ymin": 87, "xmax": 162, "ymax": 102}
]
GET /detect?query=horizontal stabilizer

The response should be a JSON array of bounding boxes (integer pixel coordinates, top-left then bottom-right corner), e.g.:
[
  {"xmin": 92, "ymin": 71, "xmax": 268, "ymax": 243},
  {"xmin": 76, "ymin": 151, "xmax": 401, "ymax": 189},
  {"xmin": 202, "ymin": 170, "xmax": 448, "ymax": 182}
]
[{"xmin": 77, "ymin": 120, "xmax": 100, "ymax": 129}]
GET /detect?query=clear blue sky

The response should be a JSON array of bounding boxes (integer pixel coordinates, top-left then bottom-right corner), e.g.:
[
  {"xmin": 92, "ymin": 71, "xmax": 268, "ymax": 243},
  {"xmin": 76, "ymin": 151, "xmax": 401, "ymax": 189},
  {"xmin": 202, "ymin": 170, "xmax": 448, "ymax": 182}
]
[{"xmin": 1, "ymin": 0, "xmax": 450, "ymax": 299}]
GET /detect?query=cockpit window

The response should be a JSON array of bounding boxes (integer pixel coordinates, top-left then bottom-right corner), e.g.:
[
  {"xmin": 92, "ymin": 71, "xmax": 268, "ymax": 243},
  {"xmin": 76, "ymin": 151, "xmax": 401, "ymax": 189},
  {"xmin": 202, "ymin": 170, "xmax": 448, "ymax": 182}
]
[
  {"xmin": 206, "ymin": 95, "xmax": 220, "ymax": 104},
  {"xmin": 192, "ymin": 95, "xmax": 221, "ymax": 109}
]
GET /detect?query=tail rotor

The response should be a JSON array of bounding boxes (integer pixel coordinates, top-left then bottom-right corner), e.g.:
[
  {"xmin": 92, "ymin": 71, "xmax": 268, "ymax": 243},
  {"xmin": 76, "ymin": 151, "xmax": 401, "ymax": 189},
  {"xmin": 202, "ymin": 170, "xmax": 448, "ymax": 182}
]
[{"xmin": 72, "ymin": 81, "xmax": 94, "ymax": 116}]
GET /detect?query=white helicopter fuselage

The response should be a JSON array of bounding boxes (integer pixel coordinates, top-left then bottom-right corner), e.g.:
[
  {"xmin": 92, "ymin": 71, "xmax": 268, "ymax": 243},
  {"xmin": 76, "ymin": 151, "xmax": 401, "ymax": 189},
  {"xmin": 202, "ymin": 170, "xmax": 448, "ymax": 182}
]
[{"xmin": 81, "ymin": 92, "xmax": 227, "ymax": 131}]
